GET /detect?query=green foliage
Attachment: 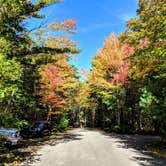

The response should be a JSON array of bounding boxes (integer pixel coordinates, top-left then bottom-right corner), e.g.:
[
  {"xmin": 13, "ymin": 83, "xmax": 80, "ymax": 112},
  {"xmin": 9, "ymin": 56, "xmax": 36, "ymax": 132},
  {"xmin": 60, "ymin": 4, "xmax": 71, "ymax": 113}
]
[
  {"xmin": 0, "ymin": 135, "xmax": 7, "ymax": 153},
  {"xmin": 0, "ymin": 0, "xmax": 80, "ymax": 130},
  {"xmin": 59, "ymin": 117, "xmax": 69, "ymax": 130},
  {"xmin": 0, "ymin": 112, "xmax": 29, "ymax": 132},
  {"xmin": 0, "ymin": 55, "xmax": 22, "ymax": 102},
  {"xmin": 139, "ymin": 87, "xmax": 157, "ymax": 109},
  {"xmin": 0, "ymin": 0, "xmax": 165, "ymax": 146},
  {"xmin": 118, "ymin": 0, "xmax": 166, "ymax": 137},
  {"xmin": 111, "ymin": 125, "xmax": 122, "ymax": 133},
  {"xmin": 0, "ymin": 0, "xmax": 61, "ymax": 57},
  {"xmin": 0, "ymin": 112, "xmax": 14, "ymax": 128},
  {"xmin": 80, "ymin": 0, "xmax": 166, "ymax": 138},
  {"xmin": 120, "ymin": 0, "xmax": 166, "ymax": 79},
  {"xmin": 53, "ymin": 115, "xmax": 69, "ymax": 132},
  {"xmin": 13, "ymin": 120, "xmax": 29, "ymax": 131}
]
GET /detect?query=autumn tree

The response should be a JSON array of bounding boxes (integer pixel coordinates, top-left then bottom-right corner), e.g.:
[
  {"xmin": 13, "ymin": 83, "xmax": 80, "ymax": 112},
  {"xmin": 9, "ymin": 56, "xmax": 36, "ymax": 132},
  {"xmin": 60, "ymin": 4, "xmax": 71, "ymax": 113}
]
[
  {"xmin": 86, "ymin": 33, "xmax": 133, "ymax": 129},
  {"xmin": 0, "ymin": 0, "xmax": 63, "ymax": 126},
  {"xmin": 120, "ymin": 0, "xmax": 166, "ymax": 137},
  {"xmin": 0, "ymin": 0, "xmax": 80, "ymax": 128},
  {"xmin": 36, "ymin": 17, "xmax": 80, "ymax": 122},
  {"xmin": 39, "ymin": 54, "xmax": 80, "ymax": 120},
  {"xmin": 40, "ymin": 64, "xmax": 65, "ymax": 109}
]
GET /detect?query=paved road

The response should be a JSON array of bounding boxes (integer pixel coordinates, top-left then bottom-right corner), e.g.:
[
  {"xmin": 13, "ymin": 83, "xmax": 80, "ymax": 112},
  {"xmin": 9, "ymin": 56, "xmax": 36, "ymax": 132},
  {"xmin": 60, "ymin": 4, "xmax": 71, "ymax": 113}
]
[{"xmin": 22, "ymin": 128, "xmax": 166, "ymax": 166}]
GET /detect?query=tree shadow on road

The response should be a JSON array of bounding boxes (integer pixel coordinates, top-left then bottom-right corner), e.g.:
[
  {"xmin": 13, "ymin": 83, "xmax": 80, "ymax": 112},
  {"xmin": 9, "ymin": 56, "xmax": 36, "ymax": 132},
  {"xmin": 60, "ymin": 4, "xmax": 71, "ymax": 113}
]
[
  {"xmin": 45, "ymin": 132, "xmax": 83, "ymax": 146},
  {"xmin": 103, "ymin": 133, "xmax": 166, "ymax": 166},
  {"xmin": 0, "ymin": 137, "xmax": 46, "ymax": 166},
  {"xmin": 0, "ymin": 130, "xmax": 83, "ymax": 166},
  {"xmin": 21, "ymin": 131, "xmax": 83, "ymax": 166}
]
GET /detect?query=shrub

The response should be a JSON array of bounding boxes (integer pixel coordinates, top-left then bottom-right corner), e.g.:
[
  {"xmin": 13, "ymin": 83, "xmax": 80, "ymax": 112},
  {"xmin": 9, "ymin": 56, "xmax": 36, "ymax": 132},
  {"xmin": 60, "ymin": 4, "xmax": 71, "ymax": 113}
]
[
  {"xmin": 111, "ymin": 125, "xmax": 122, "ymax": 133},
  {"xmin": 13, "ymin": 120, "xmax": 31, "ymax": 138},
  {"xmin": 53, "ymin": 117, "xmax": 69, "ymax": 132},
  {"xmin": 0, "ymin": 135, "xmax": 7, "ymax": 153}
]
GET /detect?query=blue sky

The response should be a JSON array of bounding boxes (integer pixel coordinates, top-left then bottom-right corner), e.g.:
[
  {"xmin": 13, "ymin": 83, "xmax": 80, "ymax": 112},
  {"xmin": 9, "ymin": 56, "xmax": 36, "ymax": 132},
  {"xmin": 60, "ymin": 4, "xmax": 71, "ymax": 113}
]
[{"xmin": 29, "ymin": 0, "xmax": 138, "ymax": 71}]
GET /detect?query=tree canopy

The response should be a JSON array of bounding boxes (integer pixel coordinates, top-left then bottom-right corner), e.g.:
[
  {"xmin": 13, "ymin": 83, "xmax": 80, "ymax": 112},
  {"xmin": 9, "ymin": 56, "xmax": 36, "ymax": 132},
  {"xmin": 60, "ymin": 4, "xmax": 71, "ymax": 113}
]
[{"xmin": 0, "ymin": 0, "xmax": 165, "ymax": 140}]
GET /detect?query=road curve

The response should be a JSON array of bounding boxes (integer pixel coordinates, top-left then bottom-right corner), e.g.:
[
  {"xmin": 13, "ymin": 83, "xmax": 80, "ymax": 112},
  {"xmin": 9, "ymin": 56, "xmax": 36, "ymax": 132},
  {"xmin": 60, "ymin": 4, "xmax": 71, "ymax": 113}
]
[{"xmin": 21, "ymin": 128, "xmax": 166, "ymax": 166}]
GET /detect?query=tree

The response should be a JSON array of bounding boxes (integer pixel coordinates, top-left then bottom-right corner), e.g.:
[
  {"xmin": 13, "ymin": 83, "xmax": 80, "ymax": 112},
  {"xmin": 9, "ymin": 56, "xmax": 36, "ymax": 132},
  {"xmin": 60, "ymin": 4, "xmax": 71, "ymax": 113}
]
[
  {"xmin": 120, "ymin": 0, "xmax": 165, "ymax": 79},
  {"xmin": 120, "ymin": 0, "xmax": 166, "ymax": 137},
  {"xmin": 40, "ymin": 64, "xmax": 65, "ymax": 109},
  {"xmin": 86, "ymin": 33, "xmax": 133, "ymax": 129},
  {"xmin": 0, "ymin": 0, "xmax": 62, "ymax": 57},
  {"xmin": 0, "ymin": 0, "xmax": 80, "ymax": 127},
  {"xmin": 0, "ymin": 55, "xmax": 22, "ymax": 127}
]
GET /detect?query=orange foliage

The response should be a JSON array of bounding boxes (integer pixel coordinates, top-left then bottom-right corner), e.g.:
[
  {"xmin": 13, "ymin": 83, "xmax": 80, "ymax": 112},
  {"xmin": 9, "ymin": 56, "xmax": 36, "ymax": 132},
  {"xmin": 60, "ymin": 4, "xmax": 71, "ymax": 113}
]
[
  {"xmin": 40, "ymin": 64, "xmax": 66, "ymax": 109},
  {"xmin": 97, "ymin": 33, "xmax": 133, "ymax": 86},
  {"xmin": 87, "ymin": 33, "xmax": 134, "ymax": 92},
  {"xmin": 48, "ymin": 18, "xmax": 77, "ymax": 34}
]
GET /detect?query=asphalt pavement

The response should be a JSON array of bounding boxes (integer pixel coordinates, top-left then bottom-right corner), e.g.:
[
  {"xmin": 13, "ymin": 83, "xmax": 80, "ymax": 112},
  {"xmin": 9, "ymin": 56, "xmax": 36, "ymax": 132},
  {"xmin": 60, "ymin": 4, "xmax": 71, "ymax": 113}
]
[{"xmin": 21, "ymin": 128, "xmax": 166, "ymax": 166}]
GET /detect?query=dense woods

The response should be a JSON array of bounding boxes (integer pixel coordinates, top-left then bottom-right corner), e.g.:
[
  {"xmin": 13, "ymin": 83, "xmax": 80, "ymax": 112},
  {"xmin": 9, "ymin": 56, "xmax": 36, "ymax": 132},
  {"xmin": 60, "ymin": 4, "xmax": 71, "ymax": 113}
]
[
  {"xmin": 0, "ymin": 0, "xmax": 80, "ymax": 131},
  {"xmin": 84, "ymin": 0, "xmax": 166, "ymax": 138},
  {"xmin": 0, "ymin": 0, "xmax": 165, "ymax": 146}
]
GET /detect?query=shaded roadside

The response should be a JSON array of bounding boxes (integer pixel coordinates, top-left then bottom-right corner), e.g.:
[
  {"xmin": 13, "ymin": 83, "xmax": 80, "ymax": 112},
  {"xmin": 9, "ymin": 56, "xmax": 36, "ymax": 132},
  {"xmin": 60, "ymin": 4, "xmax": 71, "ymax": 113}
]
[
  {"xmin": 0, "ymin": 129, "xmax": 82, "ymax": 166},
  {"xmin": 102, "ymin": 132, "xmax": 166, "ymax": 166},
  {"xmin": 1, "ymin": 128, "xmax": 166, "ymax": 166}
]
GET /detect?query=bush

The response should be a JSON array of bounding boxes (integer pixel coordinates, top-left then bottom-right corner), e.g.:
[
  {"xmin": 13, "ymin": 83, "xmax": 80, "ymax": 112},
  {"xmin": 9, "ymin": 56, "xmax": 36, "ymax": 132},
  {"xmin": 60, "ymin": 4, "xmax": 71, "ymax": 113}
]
[
  {"xmin": 0, "ymin": 112, "xmax": 14, "ymax": 128},
  {"xmin": 13, "ymin": 120, "xmax": 31, "ymax": 138},
  {"xmin": 13, "ymin": 120, "xmax": 29, "ymax": 130},
  {"xmin": 111, "ymin": 125, "xmax": 122, "ymax": 133},
  {"xmin": 60, "ymin": 117, "xmax": 69, "ymax": 130},
  {"xmin": 53, "ymin": 117, "xmax": 69, "ymax": 132},
  {"xmin": 0, "ymin": 135, "xmax": 7, "ymax": 153}
]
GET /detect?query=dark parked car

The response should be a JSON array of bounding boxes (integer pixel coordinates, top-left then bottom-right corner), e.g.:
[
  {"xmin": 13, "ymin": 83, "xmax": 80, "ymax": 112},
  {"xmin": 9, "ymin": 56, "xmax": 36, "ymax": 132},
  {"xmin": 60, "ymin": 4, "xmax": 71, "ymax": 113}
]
[
  {"xmin": 30, "ymin": 121, "xmax": 51, "ymax": 137},
  {"xmin": 0, "ymin": 127, "xmax": 21, "ymax": 145}
]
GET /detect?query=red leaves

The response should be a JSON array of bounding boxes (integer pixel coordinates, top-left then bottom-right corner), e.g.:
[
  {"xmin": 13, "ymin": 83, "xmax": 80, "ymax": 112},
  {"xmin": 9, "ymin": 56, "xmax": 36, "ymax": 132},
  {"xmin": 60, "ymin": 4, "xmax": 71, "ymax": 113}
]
[
  {"xmin": 111, "ymin": 64, "xmax": 130, "ymax": 85},
  {"xmin": 122, "ymin": 44, "xmax": 133, "ymax": 58},
  {"xmin": 111, "ymin": 44, "xmax": 133, "ymax": 85},
  {"xmin": 40, "ymin": 64, "xmax": 66, "ymax": 109},
  {"xmin": 97, "ymin": 33, "xmax": 133, "ymax": 86},
  {"xmin": 41, "ymin": 65, "xmax": 62, "ymax": 87}
]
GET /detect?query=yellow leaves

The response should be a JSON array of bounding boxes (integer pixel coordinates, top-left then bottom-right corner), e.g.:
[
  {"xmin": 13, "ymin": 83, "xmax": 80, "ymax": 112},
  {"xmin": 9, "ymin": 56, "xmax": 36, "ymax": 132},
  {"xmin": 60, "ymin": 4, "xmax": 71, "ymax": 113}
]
[
  {"xmin": 126, "ymin": 18, "xmax": 139, "ymax": 29},
  {"xmin": 57, "ymin": 35, "xmax": 76, "ymax": 48},
  {"xmin": 48, "ymin": 18, "xmax": 77, "ymax": 34},
  {"xmin": 34, "ymin": 19, "xmax": 78, "ymax": 61},
  {"xmin": 132, "ymin": 57, "xmax": 162, "ymax": 79},
  {"xmin": 46, "ymin": 36, "xmax": 57, "ymax": 48},
  {"xmin": 87, "ymin": 69, "xmax": 115, "ymax": 92},
  {"xmin": 97, "ymin": 33, "xmax": 122, "ymax": 70},
  {"xmin": 88, "ymin": 33, "xmax": 133, "ymax": 91},
  {"xmin": 137, "ymin": 37, "xmax": 150, "ymax": 50},
  {"xmin": 48, "ymin": 111, "xmax": 61, "ymax": 115}
]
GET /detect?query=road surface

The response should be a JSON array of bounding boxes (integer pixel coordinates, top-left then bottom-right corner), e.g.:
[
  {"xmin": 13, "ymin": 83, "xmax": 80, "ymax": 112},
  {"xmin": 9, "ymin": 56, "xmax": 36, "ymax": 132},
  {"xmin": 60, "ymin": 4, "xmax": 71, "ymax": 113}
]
[{"xmin": 22, "ymin": 128, "xmax": 166, "ymax": 166}]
